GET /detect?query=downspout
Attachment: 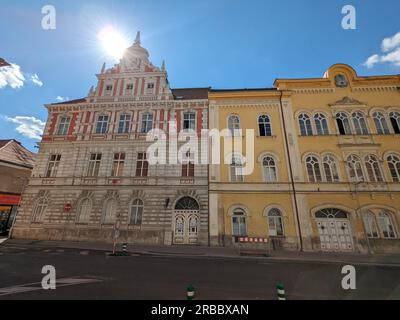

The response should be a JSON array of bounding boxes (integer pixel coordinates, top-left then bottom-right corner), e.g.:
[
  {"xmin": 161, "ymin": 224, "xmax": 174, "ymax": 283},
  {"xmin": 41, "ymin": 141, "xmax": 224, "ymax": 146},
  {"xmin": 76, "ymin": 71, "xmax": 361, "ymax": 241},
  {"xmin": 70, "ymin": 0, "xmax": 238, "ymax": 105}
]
[{"xmin": 278, "ymin": 90, "xmax": 303, "ymax": 252}]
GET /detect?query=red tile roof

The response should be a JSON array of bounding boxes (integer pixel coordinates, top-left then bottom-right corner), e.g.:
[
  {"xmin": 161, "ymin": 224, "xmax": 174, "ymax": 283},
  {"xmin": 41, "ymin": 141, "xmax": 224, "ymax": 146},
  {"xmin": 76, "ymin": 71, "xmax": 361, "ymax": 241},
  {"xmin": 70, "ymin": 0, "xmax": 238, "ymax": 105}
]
[
  {"xmin": 172, "ymin": 88, "xmax": 210, "ymax": 100},
  {"xmin": 0, "ymin": 140, "xmax": 36, "ymax": 169},
  {"xmin": 51, "ymin": 98, "xmax": 87, "ymax": 106}
]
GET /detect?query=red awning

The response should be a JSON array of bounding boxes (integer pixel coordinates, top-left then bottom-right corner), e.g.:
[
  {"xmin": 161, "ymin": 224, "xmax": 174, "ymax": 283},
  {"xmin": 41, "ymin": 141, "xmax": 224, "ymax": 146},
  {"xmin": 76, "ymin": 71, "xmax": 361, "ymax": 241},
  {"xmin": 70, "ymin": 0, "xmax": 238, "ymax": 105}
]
[{"xmin": 0, "ymin": 194, "xmax": 21, "ymax": 205}]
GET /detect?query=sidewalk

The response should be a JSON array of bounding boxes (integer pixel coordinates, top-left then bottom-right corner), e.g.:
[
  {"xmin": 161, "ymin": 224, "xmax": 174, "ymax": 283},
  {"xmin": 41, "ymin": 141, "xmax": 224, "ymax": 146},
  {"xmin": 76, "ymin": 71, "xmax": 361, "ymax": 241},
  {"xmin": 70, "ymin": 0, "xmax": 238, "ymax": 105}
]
[{"xmin": 3, "ymin": 238, "xmax": 400, "ymax": 267}]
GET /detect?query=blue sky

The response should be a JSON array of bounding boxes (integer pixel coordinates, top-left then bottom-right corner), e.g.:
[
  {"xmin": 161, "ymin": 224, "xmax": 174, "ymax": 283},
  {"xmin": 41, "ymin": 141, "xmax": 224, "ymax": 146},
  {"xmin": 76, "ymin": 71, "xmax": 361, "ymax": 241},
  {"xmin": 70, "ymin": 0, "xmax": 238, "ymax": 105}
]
[{"xmin": 1, "ymin": 0, "xmax": 399, "ymax": 151}]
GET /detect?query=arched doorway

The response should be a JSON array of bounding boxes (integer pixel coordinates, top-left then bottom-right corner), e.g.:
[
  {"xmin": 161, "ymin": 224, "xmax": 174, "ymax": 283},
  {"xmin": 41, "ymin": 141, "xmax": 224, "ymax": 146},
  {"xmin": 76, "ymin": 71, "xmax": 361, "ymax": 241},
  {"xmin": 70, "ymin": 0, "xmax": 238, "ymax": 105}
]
[
  {"xmin": 315, "ymin": 208, "xmax": 354, "ymax": 252},
  {"xmin": 173, "ymin": 197, "xmax": 200, "ymax": 245}
]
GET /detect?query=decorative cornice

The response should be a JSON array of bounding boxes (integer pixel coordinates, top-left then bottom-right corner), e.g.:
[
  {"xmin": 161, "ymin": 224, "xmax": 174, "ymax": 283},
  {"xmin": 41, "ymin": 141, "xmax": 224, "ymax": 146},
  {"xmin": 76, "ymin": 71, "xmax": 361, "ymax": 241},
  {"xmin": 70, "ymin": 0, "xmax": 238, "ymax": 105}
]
[{"xmin": 329, "ymin": 96, "xmax": 365, "ymax": 106}]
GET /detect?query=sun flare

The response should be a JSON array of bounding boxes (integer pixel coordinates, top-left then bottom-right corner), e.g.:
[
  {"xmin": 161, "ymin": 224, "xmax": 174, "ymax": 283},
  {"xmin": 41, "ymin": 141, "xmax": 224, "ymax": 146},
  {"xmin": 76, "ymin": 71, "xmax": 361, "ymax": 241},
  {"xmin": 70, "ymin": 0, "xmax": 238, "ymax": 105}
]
[{"xmin": 97, "ymin": 26, "xmax": 129, "ymax": 60}]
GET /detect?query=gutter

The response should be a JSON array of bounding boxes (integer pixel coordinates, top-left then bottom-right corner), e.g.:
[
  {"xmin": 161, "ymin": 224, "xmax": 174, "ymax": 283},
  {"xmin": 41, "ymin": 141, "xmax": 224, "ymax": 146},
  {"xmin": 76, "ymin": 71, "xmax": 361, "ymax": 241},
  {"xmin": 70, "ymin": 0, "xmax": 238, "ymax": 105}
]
[{"xmin": 278, "ymin": 90, "xmax": 304, "ymax": 252}]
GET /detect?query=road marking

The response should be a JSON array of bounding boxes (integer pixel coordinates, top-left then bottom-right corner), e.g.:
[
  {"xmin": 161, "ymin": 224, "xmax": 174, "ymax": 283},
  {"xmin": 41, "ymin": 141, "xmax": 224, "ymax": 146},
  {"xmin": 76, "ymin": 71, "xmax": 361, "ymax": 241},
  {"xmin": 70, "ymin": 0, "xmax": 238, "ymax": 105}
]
[
  {"xmin": 0, "ymin": 278, "xmax": 103, "ymax": 296},
  {"xmin": 80, "ymin": 251, "xmax": 89, "ymax": 255},
  {"xmin": 0, "ymin": 238, "xmax": 7, "ymax": 245}
]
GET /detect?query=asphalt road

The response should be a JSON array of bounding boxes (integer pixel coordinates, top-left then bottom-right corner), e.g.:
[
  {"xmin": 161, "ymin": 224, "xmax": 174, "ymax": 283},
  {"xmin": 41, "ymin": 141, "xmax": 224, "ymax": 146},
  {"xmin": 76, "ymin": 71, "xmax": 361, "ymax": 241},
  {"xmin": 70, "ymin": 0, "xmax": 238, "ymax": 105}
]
[{"xmin": 0, "ymin": 242, "xmax": 399, "ymax": 300}]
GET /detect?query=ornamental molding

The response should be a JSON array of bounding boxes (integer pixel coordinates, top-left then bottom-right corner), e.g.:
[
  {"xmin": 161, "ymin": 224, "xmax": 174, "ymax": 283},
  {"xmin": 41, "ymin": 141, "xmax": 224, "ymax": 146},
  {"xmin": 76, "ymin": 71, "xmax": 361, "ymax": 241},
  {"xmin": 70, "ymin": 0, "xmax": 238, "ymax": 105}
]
[{"xmin": 329, "ymin": 96, "xmax": 365, "ymax": 107}]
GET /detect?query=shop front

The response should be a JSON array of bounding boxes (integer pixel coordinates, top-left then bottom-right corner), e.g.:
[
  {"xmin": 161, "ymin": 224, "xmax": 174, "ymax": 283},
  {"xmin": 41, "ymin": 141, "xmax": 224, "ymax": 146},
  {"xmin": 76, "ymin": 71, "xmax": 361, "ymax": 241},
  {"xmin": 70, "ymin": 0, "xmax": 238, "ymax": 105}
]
[{"xmin": 0, "ymin": 194, "xmax": 20, "ymax": 236}]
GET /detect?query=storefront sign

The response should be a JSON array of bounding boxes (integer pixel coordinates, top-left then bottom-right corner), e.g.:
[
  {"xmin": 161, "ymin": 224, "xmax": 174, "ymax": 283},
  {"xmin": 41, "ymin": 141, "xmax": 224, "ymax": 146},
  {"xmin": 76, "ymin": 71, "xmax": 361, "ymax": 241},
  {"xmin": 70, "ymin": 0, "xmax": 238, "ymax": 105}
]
[{"xmin": 0, "ymin": 194, "xmax": 21, "ymax": 205}]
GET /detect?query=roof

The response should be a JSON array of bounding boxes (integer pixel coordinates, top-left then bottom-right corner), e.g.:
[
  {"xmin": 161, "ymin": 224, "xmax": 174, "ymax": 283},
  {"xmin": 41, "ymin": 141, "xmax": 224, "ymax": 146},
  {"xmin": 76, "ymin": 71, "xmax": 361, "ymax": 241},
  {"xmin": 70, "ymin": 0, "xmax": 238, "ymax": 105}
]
[
  {"xmin": 50, "ymin": 98, "xmax": 87, "ymax": 106},
  {"xmin": 171, "ymin": 88, "xmax": 210, "ymax": 100},
  {"xmin": 0, "ymin": 140, "xmax": 36, "ymax": 169},
  {"xmin": 210, "ymin": 88, "xmax": 277, "ymax": 92}
]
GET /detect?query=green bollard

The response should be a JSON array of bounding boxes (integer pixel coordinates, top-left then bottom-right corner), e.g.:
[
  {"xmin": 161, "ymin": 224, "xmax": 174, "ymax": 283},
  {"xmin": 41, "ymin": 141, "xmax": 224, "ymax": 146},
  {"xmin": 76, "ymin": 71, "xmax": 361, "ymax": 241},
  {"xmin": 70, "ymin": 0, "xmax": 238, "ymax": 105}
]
[
  {"xmin": 277, "ymin": 283, "xmax": 286, "ymax": 300},
  {"xmin": 187, "ymin": 284, "xmax": 195, "ymax": 300}
]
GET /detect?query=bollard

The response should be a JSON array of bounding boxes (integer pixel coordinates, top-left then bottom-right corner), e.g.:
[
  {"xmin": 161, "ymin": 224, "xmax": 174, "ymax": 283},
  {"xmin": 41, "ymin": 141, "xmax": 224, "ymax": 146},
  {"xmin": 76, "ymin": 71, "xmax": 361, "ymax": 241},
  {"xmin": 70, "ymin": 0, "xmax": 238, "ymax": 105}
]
[
  {"xmin": 276, "ymin": 283, "xmax": 286, "ymax": 300},
  {"xmin": 187, "ymin": 284, "xmax": 195, "ymax": 300},
  {"xmin": 122, "ymin": 243, "xmax": 128, "ymax": 253}
]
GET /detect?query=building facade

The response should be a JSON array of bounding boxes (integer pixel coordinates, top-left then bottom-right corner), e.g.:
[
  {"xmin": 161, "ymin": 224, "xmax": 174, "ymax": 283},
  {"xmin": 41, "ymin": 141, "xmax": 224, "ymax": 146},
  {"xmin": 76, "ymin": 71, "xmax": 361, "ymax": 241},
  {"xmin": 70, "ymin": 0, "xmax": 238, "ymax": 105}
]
[
  {"xmin": 209, "ymin": 64, "xmax": 400, "ymax": 254},
  {"xmin": 11, "ymin": 33, "xmax": 209, "ymax": 246},
  {"xmin": 0, "ymin": 140, "xmax": 35, "ymax": 235}
]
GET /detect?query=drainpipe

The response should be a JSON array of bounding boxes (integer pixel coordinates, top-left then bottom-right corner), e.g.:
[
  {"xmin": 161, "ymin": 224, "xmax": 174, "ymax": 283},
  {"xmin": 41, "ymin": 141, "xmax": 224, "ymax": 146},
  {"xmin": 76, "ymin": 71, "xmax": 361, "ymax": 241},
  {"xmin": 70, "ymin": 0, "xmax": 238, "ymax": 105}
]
[{"xmin": 278, "ymin": 91, "xmax": 303, "ymax": 252}]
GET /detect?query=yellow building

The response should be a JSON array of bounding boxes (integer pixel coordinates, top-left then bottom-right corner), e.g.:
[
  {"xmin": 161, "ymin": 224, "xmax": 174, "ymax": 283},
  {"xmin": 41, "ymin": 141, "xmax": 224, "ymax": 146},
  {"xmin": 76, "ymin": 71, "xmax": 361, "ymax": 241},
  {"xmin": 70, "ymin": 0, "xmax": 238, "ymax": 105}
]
[{"xmin": 209, "ymin": 64, "xmax": 400, "ymax": 254}]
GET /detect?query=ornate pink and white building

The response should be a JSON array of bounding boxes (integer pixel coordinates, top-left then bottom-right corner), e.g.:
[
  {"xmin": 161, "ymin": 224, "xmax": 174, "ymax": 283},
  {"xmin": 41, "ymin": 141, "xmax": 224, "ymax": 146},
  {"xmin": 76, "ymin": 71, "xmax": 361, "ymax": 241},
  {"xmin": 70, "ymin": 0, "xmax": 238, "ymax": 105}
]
[{"xmin": 12, "ymin": 33, "xmax": 209, "ymax": 245}]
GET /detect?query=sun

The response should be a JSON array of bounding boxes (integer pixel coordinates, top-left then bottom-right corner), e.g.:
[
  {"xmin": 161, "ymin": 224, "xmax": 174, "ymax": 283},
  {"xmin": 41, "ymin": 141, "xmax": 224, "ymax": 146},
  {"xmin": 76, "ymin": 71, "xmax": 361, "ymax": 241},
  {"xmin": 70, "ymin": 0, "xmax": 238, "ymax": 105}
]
[{"xmin": 97, "ymin": 26, "xmax": 129, "ymax": 60}]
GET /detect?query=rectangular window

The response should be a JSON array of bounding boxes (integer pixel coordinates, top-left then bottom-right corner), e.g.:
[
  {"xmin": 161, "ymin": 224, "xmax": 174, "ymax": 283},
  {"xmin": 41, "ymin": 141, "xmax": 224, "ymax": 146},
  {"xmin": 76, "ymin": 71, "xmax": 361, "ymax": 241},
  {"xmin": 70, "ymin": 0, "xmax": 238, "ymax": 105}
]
[
  {"xmin": 112, "ymin": 153, "xmax": 125, "ymax": 177},
  {"xmin": 232, "ymin": 217, "xmax": 246, "ymax": 236},
  {"xmin": 141, "ymin": 114, "xmax": 153, "ymax": 133},
  {"xmin": 146, "ymin": 83, "xmax": 155, "ymax": 94},
  {"xmin": 56, "ymin": 117, "xmax": 71, "ymax": 135},
  {"xmin": 96, "ymin": 115, "xmax": 109, "ymax": 134},
  {"xmin": 126, "ymin": 83, "xmax": 134, "ymax": 90},
  {"xmin": 105, "ymin": 85, "xmax": 113, "ymax": 91},
  {"xmin": 45, "ymin": 154, "xmax": 61, "ymax": 177},
  {"xmin": 182, "ymin": 153, "xmax": 195, "ymax": 177},
  {"xmin": 183, "ymin": 112, "xmax": 196, "ymax": 131},
  {"xmin": 118, "ymin": 114, "xmax": 131, "ymax": 134},
  {"xmin": 135, "ymin": 153, "xmax": 148, "ymax": 177},
  {"xmin": 87, "ymin": 153, "xmax": 102, "ymax": 177}
]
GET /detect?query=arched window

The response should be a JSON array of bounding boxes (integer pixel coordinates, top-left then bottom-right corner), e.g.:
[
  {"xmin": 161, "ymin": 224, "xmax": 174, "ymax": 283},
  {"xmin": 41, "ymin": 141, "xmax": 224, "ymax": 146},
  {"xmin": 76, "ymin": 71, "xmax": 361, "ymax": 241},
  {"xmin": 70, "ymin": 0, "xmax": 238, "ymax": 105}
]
[
  {"xmin": 175, "ymin": 197, "xmax": 200, "ymax": 210},
  {"xmin": 315, "ymin": 208, "xmax": 348, "ymax": 219},
  {"xmin": 389, "ymin": 112, "xmax": 400, "ymax": 134},
  {"xmin": 387, "ymin": 154, "xmax": 400, "ymax": 182},
  {"xmin": 373, "ymin": 112, "xmax": 390, "ymax": 135},
  {"xmin": 258, "ymin": 115, "xmax": 272, "ymax": 137},
  {"xmin": 363, "ymin": 211, "xmax": 379, "ymax": 239},
  {"xmin": 336, "ymin": 112, "xmax": 352, "ymax": 135},
  {"xmin": 322, "ymin": 155, "xmax": 340, "ymax": 182},
  {"xmin": 306, "ymin": 156, "xmax": 322, "ymax": 182},
  {"xmin": 346, "ymin": 155, "xmax": 364, "ymax": 182},
  {"xmin": 141, "ymin": 113, "xmax": 153, "ymax": 133},
  {"xmin": 78, "ymin": 198, "xmax": 92, "ymax": 223},
  {"xmin": 314, "ymin": 113, "xmax": 329, "ymax": 135},
  {"xmin": 352, "ymin": 112, "xmax": 369, "ymax": 135},
  {"xmin": 378, "ymin": 211, "xmax": 397, "ymax": 239},
  {"xmin": 130, "ymin": 199, "xmax": 143, "ymax": 225},
  {"xmin": 32, "ymin": 198, "xmax": 47, "ymax": 222},
  {"xmin": 365, "ymin": 155, "xmax": 384, "ymax": 182},
  {"xmin": 232, "ymin": 208, "xmax": 247, "ymax": 236},
  {"xmin": 268, "ymin": 209, "xmax": 284, "ymax": 236},
  {"xmin": 103, "ymin": 198, "xmax": 117, "ymax": 224},
  {"xmin": 298, "ymin": 113, "xmax": 313, "ymax": 136},
  {"xmin": 230, "ymin": 155, "xmax": 244, "ymax": 182},
  {"xmin": 262, "ymin": 156, "xmax": 277, "ymax": 182},
  {"xmin": 228, "ymin": 115, "xmax": 241, "ymax": 136}
]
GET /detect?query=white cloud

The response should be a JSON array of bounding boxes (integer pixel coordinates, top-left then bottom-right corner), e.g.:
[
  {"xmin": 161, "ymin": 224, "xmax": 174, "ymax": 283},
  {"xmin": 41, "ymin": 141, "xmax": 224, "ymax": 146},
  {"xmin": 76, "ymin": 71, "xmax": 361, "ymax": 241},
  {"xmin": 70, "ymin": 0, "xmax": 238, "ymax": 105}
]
[
  {"xmin": 363, "ymin": 31, "xmax": 400, "ymax": 69},
  {"xmin": 56, "ymin": 96, "xmax": 69, "ymax": 102},
  {"xmin": 4, "ymin": 116, "xmax": 45, "ymax": 140},
  {"xmin": 363, "ymin": 54, "xmax": 380, "ymax": 69},
  {"xmin": 30, "ymin": 74, "xmax": 43, "ymax": 87},
  {"xmin": 0, "ymin": 63, "xmax": 25, "ymax": 89},
  {"xmin": 382, "ymin": 32, "xmax": 400, "ymax": 52}
]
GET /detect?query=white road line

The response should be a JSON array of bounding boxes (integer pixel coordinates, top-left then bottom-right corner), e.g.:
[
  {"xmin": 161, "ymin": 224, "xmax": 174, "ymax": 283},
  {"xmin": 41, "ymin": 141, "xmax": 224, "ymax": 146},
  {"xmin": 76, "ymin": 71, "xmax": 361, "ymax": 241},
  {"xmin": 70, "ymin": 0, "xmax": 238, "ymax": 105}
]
[
  {"xmin": 0, "ymin": 278, "xmax": 102, "ymax": 296},
  {"xmin": 0, "ymin": 238, "xmax": 7, "ymax": 245}
]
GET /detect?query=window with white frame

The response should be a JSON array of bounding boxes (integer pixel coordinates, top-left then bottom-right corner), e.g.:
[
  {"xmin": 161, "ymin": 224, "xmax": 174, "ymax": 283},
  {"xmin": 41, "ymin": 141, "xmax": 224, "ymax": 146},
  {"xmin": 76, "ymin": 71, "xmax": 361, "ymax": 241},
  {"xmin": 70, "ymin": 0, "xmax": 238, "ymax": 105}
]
[
  {"xmin": 365, "ymin": 155, "xmax": 384, "ymax": 182},
  {"xmin": 389, "ymin": 112, "xmax": 400, "ymax": 134},
  {"xmin": 346, "ymin": 155, "xmax": 364, "ymax": 182},
  {"xmin": 118, "ymin": 114, "xmax": 131, "ymax": 134},
  {"xmin": 228, "ymin": 115, "xmax": 241, "ymax": 136},
  {"xmin": 378, "ymin": 211, "xmax": 397, "ymax": 239},
  {"xmin": 298, "ymin": 113, "xmax": 313, "ymax": 136},
  {"xmin": 322, "ymin": 155, "xmax": 340, "ymax": 182},
  {"xmin": 112, "ymin": 152, "xmax": 125, "ymax": 177},
  {"xmin": 373, "ymin": 112, "xmax": 390, "ymax": 135},
  {"xmin": 126, "ymin": 83, "xmax": 134, "ymax": 91},
  {"xmin": 183, "ymin": 112, "xmax": 196, "ymax": 131},
  {"xmin": 141, "ymin": 113, "xmax": 153, "ymax": 133},
  {"xmin": 103, "ymin": 198, "xmax": 117, "ymax": 224},
  {"xmin": 130, "ymin": 199, "xmax": 143, "ymax": 225},
  {"xmin": 32, "ymin": 197, "xmax": 47, "ymax": 222},
  {"xmin": 230, "ymin": 155, "xmax": 244, "ymax": 182},
  {"xmin": 45, "ymin": 154, "xmax": 61, "ymax": 178},
  {"xmin": 306, "ymin": 156, "xmax": 322, "ymax": 182},
  {"xmin": 96, "ymin": 115, "xmax": 109, "ymax": 134},
  {"xmin": 258, "ymin": 115, "xmax": 272, "ymax": 137},
  {"xmin": 146, "ymin": 82, "xmax": 155, "ymax": 94},
  {"xmin": 136, "ymin": 152, "xmax": 149, "ymax": 177},
  {"xmin": 78, "ymin": 198, "xmax": 92, "ymax": 223},
  {"xmin": 87, "ymin": 153, "xmax": 102, "ymax": 177},
  {"xmin": 56, "ymin": 116, "xmax": 71, "ymax": 135},
  {"xmin": 268, "ymin": 208, "xmax": 284, "ymax": 237},
  {"xmin": 352, "ymin": 112, "xmax": 369, "ymax": 135},
  {"xmin": 232, "ymin": 208, "xmax": 247, "ymax": 236},
  {"xmin": 336, "ymin": 112, "xmax": 352, "ymax": 135},
  {"xmin": 314, "ymin": 113, "xmax": 329, "ymax": 135},
  {"xmin": 105, "ymin": 84, "xmax": 113, "ymax": 95},
  {"xmin": 387, "ymin": 154, "xmax": 400, "ymax": 182},
  {"xmin": 363, "ymin": 211, "xmax": 379, "ymax": 239},
  {"xmin": 262, "ymin": 156, "xmax": 277, "ymax": 182},
  {"xmin": 182, "ymin": 152, "xmax": 195, "ymax": 177}
]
